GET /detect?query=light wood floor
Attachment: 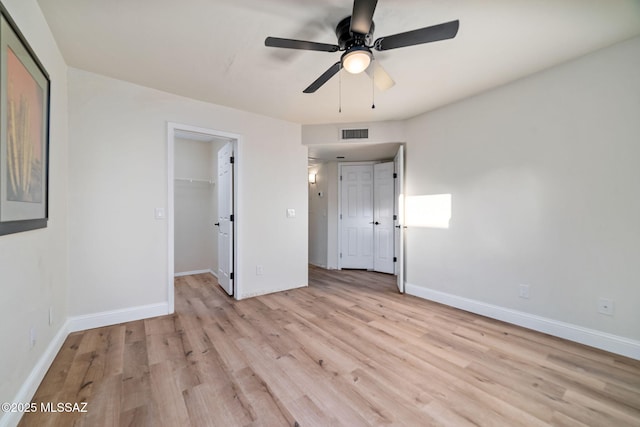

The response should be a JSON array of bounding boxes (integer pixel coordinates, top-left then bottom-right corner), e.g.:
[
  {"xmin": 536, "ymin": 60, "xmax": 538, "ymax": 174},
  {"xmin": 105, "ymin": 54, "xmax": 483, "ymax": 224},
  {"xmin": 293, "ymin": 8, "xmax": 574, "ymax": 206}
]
[{"xmin": 20, "ymin": 267, "xmax": 640, "ymax": 426}]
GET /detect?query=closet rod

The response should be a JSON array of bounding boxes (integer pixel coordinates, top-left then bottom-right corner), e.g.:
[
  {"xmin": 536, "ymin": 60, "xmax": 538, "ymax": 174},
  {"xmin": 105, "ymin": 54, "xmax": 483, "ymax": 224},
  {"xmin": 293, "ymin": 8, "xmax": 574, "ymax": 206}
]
[{"xmin": 174, "ymin": 177, "xmax": 215, "ymax": 184}]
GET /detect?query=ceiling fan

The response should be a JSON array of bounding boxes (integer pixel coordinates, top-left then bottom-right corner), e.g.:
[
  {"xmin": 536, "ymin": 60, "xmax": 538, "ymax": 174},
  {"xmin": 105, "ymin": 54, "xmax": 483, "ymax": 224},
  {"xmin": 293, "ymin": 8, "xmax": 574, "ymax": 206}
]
[{"xmin": 264, "ymin": 0, "xmax": 459, "ymax": 93}]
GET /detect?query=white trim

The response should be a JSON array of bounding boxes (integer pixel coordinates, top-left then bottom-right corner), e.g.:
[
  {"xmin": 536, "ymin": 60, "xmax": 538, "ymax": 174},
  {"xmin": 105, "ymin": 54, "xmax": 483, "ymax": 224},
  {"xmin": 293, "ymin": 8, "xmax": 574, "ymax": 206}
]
[
  {"xmin": 239, "ymin": 283, "xmax": 308, "ymax": 300},
  {"xmin": 167, "ymin": 123, "xmax": 176, "ymax": 314},
  {"xmin": 167, "ymin": 122, "xmax": 242, "ymax": 303},
  {"xmin": 0, "ymin": 322, "xmax": 70, "ymax": 427},
  {"xmin": 308, "ymin": 261, "xmax": 327, "ymax": 269},
  {"xmin": 174, "ymin": 269, "xmax": 217, "ymax": 278},
  {"xmin": 405, "ymin": 283, "xmax": 640, "ymax": 360},
  {"xmin": 67, "ymin": 303, "xmax": 169, "ymax": 333},
  {"xmin": 1, "ymin": 300, "xmax": 170, "ymax": 427}
]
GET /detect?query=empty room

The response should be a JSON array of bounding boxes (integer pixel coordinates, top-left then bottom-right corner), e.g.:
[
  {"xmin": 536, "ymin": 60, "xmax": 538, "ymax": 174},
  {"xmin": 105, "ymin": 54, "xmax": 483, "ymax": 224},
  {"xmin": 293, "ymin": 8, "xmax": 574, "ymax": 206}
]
[{"xmin": 1, "ymin": 0, "xmax": 639, "ymax": 426}]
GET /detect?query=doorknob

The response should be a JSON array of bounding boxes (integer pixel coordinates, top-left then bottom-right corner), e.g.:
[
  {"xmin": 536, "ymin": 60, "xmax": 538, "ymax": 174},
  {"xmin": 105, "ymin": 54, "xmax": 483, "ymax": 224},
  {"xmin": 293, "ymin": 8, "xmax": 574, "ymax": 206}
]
[
  {"xmin": 214, "ymin": 222, "xmax": 220, "ymax": 227},
  {"xmin": 374, "ymin": 221, "xmax": 380, "ymax": 225}
]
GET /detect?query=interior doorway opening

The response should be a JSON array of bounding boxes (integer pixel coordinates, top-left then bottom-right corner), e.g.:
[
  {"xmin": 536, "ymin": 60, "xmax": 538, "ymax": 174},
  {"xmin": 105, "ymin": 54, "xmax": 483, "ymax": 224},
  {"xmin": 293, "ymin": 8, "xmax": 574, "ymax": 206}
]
[
  {"xmin": 168, "ymin": 123, "xmax": 240, "ymax": 311},
  {"xmin": 308, "ymin": 142, "xmax": 405, "ymax": 293}
]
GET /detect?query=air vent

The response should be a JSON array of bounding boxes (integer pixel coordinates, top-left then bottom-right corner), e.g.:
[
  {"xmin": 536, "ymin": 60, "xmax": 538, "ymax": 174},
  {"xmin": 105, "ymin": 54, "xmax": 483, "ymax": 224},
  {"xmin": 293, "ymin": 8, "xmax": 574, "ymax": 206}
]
[{"xmin": 341, "ymin": 128, "xmax": 369, "ymax": 140}]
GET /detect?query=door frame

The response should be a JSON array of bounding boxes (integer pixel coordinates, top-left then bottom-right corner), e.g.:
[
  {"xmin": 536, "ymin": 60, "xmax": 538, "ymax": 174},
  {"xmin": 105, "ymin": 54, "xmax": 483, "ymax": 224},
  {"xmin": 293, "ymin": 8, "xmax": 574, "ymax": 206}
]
[{"xmin": 167, "ymin": 122, "xmax": 242, "ymax": 312}]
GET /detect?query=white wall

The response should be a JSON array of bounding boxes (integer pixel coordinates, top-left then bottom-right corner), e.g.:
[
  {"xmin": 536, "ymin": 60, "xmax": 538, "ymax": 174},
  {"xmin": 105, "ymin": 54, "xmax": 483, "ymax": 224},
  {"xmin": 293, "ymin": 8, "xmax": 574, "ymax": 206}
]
[
  {"xmin": 306, "ymin": 160, "xmax": 346, "ymax": 270},
  {"xmin": 0, "ymin": 0, "xmax": 69, "ymax": 423},
  {"xmin": 174, "ymin": 138, "xmax": 220, "ymax": 275},
  {"xmin": 67, "ymin": 68, "xmax": 308, "ymax": 318},
  {"xmin": 404, "ymin": 36, "xmax": 640, "ymax": 348},
  {"xmin": 308, "ymin": 162, "xmax": 328, "ymax": 268},
  {"xmin": 303, "ymin": 120, "xmax": 405, "ymax": 145}
]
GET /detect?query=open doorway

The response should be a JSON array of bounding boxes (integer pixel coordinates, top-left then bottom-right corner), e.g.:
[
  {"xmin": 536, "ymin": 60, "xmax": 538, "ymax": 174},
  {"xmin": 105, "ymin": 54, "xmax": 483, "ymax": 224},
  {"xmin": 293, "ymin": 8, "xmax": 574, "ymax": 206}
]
[
  {"xmin": 308, "ymin": 142, "xmax": 405, "ymax": 293},
  {"xmin": 167, "ymin": 123, "xmax": 240, "ymax": 312}
]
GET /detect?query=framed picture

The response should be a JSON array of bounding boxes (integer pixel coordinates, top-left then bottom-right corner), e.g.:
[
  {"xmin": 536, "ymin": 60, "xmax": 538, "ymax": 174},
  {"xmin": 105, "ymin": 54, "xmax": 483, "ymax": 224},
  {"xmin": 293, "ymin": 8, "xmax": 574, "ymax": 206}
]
[{"xmin": 0, "ymin": 3, "xmax": 50, "ymax": 236}]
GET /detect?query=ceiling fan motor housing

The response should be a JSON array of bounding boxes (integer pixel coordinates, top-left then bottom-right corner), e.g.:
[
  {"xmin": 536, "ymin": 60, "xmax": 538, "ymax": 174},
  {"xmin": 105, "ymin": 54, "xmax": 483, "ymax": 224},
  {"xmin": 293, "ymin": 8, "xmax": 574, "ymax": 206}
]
[{"xmin": 336, "ymin": 16, "xmax": 375, "ymax": 50}]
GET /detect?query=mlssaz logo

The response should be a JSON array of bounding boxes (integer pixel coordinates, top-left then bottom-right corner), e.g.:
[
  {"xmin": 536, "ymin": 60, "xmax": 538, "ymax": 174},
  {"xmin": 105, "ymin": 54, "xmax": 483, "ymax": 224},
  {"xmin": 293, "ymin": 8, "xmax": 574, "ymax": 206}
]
[{"xmin": 40, "ymin": 402, "xmax": 88, "ymax": 413}]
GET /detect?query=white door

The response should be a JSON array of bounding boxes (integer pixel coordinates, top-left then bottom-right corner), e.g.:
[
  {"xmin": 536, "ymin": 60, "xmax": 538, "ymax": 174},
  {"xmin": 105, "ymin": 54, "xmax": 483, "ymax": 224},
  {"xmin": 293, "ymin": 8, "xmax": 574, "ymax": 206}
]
[
  {"xmin": 217, "ymin": 142, "xmax": 234, "ymax": 295},
  {"xmin": 373, "ymin": 162, "xmax": 395, "ymax": 274},
  {"xmin": 340, "ymin": 165, "xmax": 374, "ymax": 269},
  {"xmin": 394, "ymin": 146, "xmax": 405, "ymax": 293}
]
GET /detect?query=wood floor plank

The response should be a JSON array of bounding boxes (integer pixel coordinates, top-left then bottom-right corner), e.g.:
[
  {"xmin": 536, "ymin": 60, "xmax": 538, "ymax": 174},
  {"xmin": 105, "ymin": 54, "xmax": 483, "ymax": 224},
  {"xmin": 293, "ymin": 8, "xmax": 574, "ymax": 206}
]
[
  {"xmin": 19, "ymin": 267, "xmax": 640, "ymax": 426},
  {"xmin": 183, "ymin": 382, "xmax": 252, "ymax": 427},
  {"xmin": 120, "ymin": 338, "xmax": 150, "ymax": 413},
  {"xmin": 148, "ymin": 361, "xmax": 190, "ymax": 427}
]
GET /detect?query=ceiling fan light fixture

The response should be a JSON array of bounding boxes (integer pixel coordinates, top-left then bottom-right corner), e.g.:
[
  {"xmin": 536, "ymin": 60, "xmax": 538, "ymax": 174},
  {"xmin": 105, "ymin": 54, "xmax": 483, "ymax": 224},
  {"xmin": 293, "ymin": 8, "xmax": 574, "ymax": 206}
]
[{"xmin": 342, "ymin": 47, "xmax": 372, "ymax": 74}]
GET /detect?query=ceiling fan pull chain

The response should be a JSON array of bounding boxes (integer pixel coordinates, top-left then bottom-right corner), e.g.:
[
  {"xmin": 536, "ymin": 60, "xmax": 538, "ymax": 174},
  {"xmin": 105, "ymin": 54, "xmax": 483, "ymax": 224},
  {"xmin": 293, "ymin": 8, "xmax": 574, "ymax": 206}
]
[
  {"xmin": 339, "ymin": 69, "xmax": 342, "ymax": 113},
  {"xmin": 371, "ymin": 69, "xmax": 376, "ymax": 109}
]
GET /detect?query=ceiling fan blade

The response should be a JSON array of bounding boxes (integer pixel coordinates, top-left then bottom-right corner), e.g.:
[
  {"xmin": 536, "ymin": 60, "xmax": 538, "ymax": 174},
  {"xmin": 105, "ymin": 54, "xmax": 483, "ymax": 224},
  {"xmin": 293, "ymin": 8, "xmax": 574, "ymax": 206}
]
[
  {"xmin": 365, "ymin": 60, "xmax": 395, "ymax": 91},
  {"xmin": 374, "ymin": 20, "xmax": 459, "ymax": 51},
  {"xmin": 265, "ymin": 37, "xmax": 339, "ymax": 52},
  {"xmin": 350, "ymin": 0, "xmax": 378, "ymax": 35},
  {"xmin": 303, "ymin": 62, "xmax": 342, "ymax": 93}
]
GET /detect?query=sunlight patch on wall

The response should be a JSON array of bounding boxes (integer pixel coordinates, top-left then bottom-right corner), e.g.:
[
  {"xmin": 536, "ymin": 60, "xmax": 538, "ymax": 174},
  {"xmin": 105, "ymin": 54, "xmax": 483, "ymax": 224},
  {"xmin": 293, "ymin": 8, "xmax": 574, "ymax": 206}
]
[{"xmin": 405, "ymin": 194, "xmax": 452, "ymax": 229}]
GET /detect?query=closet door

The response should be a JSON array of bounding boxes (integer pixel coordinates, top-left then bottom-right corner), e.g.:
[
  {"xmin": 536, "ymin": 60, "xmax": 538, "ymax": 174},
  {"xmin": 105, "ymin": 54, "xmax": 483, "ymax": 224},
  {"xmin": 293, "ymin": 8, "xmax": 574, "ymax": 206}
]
[
  {"xmin": 217, "ymin": 142, "xmax": 234, "ymax": 295},
  {"xmin": 373, "ymin": 162, "xmax": 395, "ymax": 274},
  {"xmin": 394, "ymin": 146, "xmax": 405, "ymax": 293},
  {"xmin": 340, "ymin": 164, "xmax": 374, "ymax": 269}
]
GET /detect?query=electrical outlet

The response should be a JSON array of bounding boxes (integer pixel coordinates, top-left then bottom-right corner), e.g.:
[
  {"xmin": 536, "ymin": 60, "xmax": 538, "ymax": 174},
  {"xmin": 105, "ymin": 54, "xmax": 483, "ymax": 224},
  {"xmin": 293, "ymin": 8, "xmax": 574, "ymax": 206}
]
[
  {"xmin": 256, "ymin": 265, "xmax": 263, "ymax": 276},
  {"xmin": 518, "ymin": 284, "xmax": 530, "ymax": 299},
  {"xmin": 598, "ymin": 298, "xmax": 614, "ymax": 316}
]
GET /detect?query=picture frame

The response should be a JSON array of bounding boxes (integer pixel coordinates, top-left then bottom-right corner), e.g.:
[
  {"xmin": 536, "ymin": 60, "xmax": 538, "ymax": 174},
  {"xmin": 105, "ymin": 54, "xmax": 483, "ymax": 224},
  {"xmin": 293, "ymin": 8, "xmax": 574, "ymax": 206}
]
[{"xmin": 0, "ymin": 3, "xmax": 50, "ymax": 236}]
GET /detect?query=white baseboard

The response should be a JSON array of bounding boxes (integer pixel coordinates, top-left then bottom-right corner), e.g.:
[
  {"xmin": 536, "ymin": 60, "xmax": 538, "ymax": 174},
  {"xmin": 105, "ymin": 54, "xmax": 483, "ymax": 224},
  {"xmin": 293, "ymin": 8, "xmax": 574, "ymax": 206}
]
[
  {"xmin": 1, "ymin": 302, "xmax": 172, "ymax": 427},
  {"xmin": 238, "ymin": 283, "xmax": 308, "ymax": 300},
  {"xmin": 174, "ymin": 269, "xmax": 217, "ymax": 278},
  {"xmin": 309, "ymin": 262, "xmax": 327, "ymax": 269},
  {"xmin": 0, "ymin": 321, "xmax": 70, "ymax": 427},
  {"xmin": 405, "ymin": 283, "xmax": 640, "ymax": 360},
  {"xmin": 67, "ymin": 302, "xmax": 170, "ymax": 333}
]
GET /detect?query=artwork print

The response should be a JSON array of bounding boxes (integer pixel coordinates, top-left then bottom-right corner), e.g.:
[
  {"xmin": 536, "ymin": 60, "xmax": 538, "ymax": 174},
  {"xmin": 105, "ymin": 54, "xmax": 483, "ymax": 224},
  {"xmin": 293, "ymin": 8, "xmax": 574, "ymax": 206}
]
[
  {"xmin": 0, "ymin": 4, "xmax": 50, "ymax": 236},
  {"xmin": 6, "ymin": 46, "xmax": 44, "ymax": 203}
]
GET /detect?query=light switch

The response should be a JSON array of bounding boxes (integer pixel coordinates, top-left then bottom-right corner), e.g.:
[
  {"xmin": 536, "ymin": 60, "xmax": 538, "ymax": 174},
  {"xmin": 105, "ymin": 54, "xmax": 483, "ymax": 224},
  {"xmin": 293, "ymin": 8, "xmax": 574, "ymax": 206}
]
[
  {"xmin": 154, "ymin": 207, "xmax": 165, "ymax": 220},
  {"xmin": 286, "ymin": 208, "xmax": 296, "ymax": 218}
]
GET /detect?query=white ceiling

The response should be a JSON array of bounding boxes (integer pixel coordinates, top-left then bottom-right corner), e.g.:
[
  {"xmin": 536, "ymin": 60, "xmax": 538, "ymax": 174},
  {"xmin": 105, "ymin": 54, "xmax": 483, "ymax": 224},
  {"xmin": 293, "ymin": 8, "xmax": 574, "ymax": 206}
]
[{"xmin": 38, "ymin": 0, "xmax": 640, "ymax": 127}]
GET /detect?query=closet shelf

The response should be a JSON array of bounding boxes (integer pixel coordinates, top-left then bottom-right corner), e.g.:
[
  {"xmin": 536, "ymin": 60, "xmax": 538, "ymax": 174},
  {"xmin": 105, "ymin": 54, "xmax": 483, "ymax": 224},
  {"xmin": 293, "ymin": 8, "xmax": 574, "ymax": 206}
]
[{"xmin": 175, "ymin": 177, "xmax": 215, "ymax": 184}]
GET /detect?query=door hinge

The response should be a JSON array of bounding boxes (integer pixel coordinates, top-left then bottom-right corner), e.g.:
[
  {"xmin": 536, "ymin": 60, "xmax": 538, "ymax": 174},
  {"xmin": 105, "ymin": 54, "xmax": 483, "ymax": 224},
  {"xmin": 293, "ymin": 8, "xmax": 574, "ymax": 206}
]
[
  {"xmin": 340, "ymin": 175, "xmax": 342, "ymax": 181},
  {"xmin": 230, "ymin": 156, "xmax": 235, "ymax": 164},
  {"xmin": 230, "ymin": 214, "xmax": 234, "ymax": 222},
  {"xmin": 393, "ymin": 214, "xmax": 397, "ymax": 220},
  {"xmin": 340, "ymin": 213, "xmax": 342, "ymax": 220},
  {"xmin": 340, "ymin": 253, "xmax": 342, "ymax": 259},
  {"xmin": 230, "ymin": 272, "xmax": 234, "ymax": 280},
  {"xmin": 393, "ymin": 172, "xmax": 397, "ymax": 178},
  {"xmin": 393, "ymin": 257, "xmax": 397, "ymax": 262}
]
